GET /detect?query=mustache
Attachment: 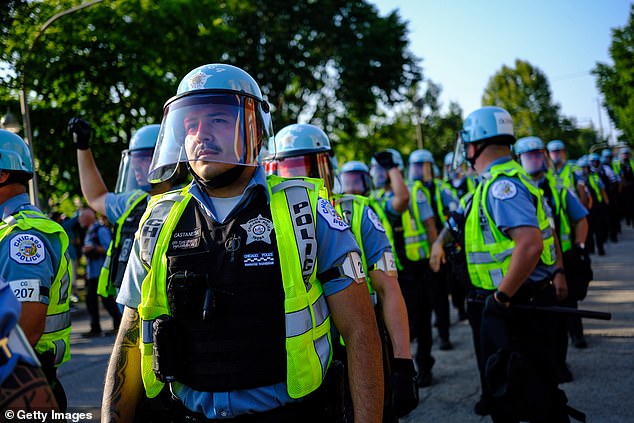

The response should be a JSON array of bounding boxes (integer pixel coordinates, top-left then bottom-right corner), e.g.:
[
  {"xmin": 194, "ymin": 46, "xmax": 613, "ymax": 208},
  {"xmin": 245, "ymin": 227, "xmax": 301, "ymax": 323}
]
[{"xmin": 196, "ymin": 142, "xmax": 223, "ymax": 156}]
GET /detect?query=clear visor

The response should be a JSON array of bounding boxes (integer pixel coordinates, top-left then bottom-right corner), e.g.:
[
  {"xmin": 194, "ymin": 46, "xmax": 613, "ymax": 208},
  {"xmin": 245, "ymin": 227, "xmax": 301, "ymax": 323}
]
[
  {"xmin": 341, "ymin": 171, "xmax": 372, "ymax": 196},
  {"xmin": 370, "ymin": 163, "xmax": 388, "ymax": 189},
  {"xmin": 277, "ymin": 152, "xmax": 334, "ymax": 194},
  {"xmin": 148, "ymin": 93, "xmax": 273, "ymax": 183},
  {"xmin": 115, "ymin": 148, "xmax": 154, "ymax": 193},
  {"xmin": 452, "ymin": 134, "xmax": 468, "ymax": 171},
  {"xmin": 409, "ymin": 162, "xmax": 433, "ymax": 182},
  {"xmin": 519, "ymin": 150, "xmax": 547, "ymax": 176}
]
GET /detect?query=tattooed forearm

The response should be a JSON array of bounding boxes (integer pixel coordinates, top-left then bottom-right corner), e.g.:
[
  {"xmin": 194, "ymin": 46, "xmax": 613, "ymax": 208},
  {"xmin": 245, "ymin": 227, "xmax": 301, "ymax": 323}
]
[{"xmin": 102, "ymin": 307, "xmax": 143, "ymax": 423}]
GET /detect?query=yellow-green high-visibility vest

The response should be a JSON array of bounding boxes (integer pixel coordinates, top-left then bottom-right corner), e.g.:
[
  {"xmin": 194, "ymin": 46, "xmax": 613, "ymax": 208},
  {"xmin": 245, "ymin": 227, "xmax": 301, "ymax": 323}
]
[
  {"xmin": 137, "ymin": 176, "xmax": 332, "ymax": 399},
  {"xmin": 465, "ymin": 160, "xmax": 556, "ymax": 290},
  {"xmin": 402, "ymin": 181, "xmax": 430, "ymax": 261},
  {"xmin": 0, "ymin": 211, "xmax": 72, "ymax": 366},
  {"xmin": 545, "ymin": 173, "xmax": 573, "ymax": 253},
  {"xmin": 586, "ymin": 173, "xmax": 603, "ymax": 203},
  {"xmin": 549, "ymin": 163, "xmax": 575, "ymax": 192},
  {"xmin": 98, "ymin": 190, "xmax": 148, "ymax": 297}
]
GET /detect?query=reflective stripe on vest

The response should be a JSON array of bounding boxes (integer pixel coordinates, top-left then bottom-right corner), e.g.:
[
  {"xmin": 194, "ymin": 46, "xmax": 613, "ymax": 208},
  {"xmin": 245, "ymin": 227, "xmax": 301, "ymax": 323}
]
[
  {"xmin": 465, "ymin": 160, "xmax": 556, "ymax": 290},
  {"xmin": 98, "ymin": 190, "xmax": 148, "ymax": 297},
  {"xmin": 333, "ymin": 195, "xmax": 372, "ymax": 294},
  {"xmin": 0, "ymin": 211, "xmax": 72, "ymax": 366},
  {"xmin": 545, "ymin": 173, "xmax": 573, "ymax": 252},
  {"xmin": 137, "ymin": 177, "xmax": 332, "ymax": 399},
  {"xmin": 587, "ymin": 173, "xmax": 603, "ymax": 203},
  {"xmin": 402, "ymin": 181, "xmax": 430, "ymax": 261}
]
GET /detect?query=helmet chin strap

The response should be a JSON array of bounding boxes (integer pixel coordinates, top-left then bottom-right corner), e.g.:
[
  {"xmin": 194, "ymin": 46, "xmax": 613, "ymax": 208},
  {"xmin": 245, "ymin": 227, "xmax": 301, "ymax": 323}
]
[
  {"xmin": 188, "ymin": 163, "xmax": 246, "ymax": 191},
  {"xmin": 466, "ymin": 143, "xmax": 490, "ymax": 167}
]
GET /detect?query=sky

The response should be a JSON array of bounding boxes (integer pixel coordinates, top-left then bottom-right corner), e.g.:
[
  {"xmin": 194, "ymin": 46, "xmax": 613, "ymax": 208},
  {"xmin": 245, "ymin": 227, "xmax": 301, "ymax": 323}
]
[{"xmin": 371, "ymin": 0, "xmax": 632, "ymax": 141}]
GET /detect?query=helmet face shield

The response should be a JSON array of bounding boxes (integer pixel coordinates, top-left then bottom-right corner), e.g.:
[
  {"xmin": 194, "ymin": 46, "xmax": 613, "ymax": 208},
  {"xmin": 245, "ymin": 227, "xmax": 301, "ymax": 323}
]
[
  {"xmin": 370, "ymin": 162, "xmax": 388, "ymax": 189},
  {"xmin": 519, "ymin": 150, "xmax": 547, "ymax": 176},
  {"xmin": 341, "ymin": 170, "xmax": 372, "ymax": 196},
  {"xmin": 149, "ymin": 93, "xmax": 273, "ymax": 183},
  {"xmin": 115, "ymin": 148, "xmax": 154, "ymax": 193},
  {"xmin": 409, "ymin": 162, "xmax": 433, "ymax": 182},
  {"xmin": 277, "ymin": 152, "xmax": 334, "ymax": 192},
  {"xmin": 452, "ymin": 134, "xmax": 467, "ymax": 171}
]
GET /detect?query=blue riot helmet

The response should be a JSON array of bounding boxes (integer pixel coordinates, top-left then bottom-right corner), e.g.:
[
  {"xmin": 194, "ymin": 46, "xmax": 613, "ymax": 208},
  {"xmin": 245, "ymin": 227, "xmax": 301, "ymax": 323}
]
[
  {"xmin": 547, "ymin": 140, "xmax": 567, "ymax": 166},
  {"xmin": 547, "ymin": 140, "xmax": 566, "ymax": 152},
  {"xmin": 370, "ymin": 148, "xmax": 404, "ymax": 189},
  {"xmin": 515, "ymin": 136, "xmax": 547, "ymax": 176},
  {"xmin": 340, "ymin": 160, "xmax": 372, "ymax": 196},
  {"xmin": 455, "ymin": 106, "xmax": 515, "ymax": 169},
  {"xmin": 270, "ymin": 123, "xmax": 335, "ymax": 194},
  {"xmin": 620, "ymin": 146, "xmax": 631, "ymax": 159},
  {"xmin": 149, "ymin": 64, "xmax": 274, "ymax": 189},
  {"xmin": 115, "ymin": 124, "xmax": 159, "ymax": 193},
  {"xmin": 0, "ymin": 129, "xmax": 34, "ymax": 180},
  {"xmin": 408, "ymin": 149, "xmax": 434, "ymax": 182},
  {"xmin": 589, "ymin": 152, "xmax": 601, "ymax": 170}
]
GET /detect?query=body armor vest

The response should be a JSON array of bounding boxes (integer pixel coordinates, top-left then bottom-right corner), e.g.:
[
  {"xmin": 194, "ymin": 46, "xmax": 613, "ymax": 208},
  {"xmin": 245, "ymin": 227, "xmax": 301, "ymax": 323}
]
[{"xmin": 165, "ymin": 189, "xmax": 286, "ymax": 391}]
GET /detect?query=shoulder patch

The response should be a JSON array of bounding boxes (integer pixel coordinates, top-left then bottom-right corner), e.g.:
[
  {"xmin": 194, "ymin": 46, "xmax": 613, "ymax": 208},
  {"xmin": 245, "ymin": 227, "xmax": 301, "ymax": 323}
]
[
  {"xmin": 490, "ymin": 180, "xmax": 517, "ymax": 200},
  {"xmin": 366, "ymin": 207, "xmax": 386, "ymax": 232},
  {"xmin": 317, "ymin": 197, "xmax": 349, "ymax": 231},
  {"xmin": 416, "ymin": 189, "xmax": 427, "ymax": 202},
  {"xmin": 10, "ymin": 234, "xmax": 46, "ymax": 264}
]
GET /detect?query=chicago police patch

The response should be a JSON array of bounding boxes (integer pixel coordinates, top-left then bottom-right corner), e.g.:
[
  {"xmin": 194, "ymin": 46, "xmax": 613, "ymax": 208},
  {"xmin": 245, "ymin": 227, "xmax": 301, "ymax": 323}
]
[
  {"xmin": 490, "ymin": 180, "xmax": 517, "ymax": 200},
  {"xmin": 10, "ymin": 234, "xmax": 46, "ymax": 264},
  {"xmin": 367, "ymin": 208, "xmax": 385, "ymax": 232},
  {"xmin": 317, "ymin": 198, "xmax": 349, "ymax": 231}
]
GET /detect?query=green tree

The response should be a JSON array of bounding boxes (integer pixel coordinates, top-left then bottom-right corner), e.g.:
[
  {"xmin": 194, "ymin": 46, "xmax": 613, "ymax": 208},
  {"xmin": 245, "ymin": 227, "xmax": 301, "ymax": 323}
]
[
  {"xmin": 0, "ymin": 0, "xmax": 421, "ymax": 207},
  {"xmin": 482, "ymin": 59, "xmax": 563, "ymax": 140},
  {"xmin": 594, "ymin": 4, "xmax": 634, "ymax": 144}
]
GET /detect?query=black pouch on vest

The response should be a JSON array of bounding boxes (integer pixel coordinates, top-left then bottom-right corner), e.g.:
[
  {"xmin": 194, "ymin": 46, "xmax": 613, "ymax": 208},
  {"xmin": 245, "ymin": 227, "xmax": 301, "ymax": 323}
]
[{"xmin": 152, "ymin": 315, "xmax": 181, "ymax": 383}]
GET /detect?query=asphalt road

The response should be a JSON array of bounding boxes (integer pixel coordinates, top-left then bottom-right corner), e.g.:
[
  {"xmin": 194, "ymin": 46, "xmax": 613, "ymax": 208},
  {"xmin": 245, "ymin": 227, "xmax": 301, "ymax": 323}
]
[{"xmin": 59, "ymin": 225, "xmax": 634, "ymax": 422}]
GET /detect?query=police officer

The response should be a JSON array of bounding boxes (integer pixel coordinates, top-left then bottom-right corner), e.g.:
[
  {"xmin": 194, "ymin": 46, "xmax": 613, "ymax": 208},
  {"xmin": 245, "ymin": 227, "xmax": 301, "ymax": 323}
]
[
  {"xmin": 590, "ymin": 152, "xmax": 619, "ymax": 244},
  {"xmin": 452, "ymin": 107, "xmax": 571, "ymax": 421},
  {"xmin": 267, "ymin": 123, "xmax": 418, "ymax": 420},
  {"xmin": 547, "ymin": 140, "xmax": 592, "ymax": 210},
  {"xmin": 78, "ymin": 207, "xmax": 120, "ymax": 337},
  {"xmin": 373, "ymin": 149, "xmax": 438, "ymax": 387},
  {"xmin": 409, "ymin": 149, "xmax": 459, "ymax": 350},
  {"xmin": 443, "ymin": 151, "xmax": 475, "ymax": 202},
  {"xmin": 68, "ymin": 120, "xmax": 189, "ymax": 304},
  {"xmin": 0, "ymin": 277, "xmax": 60, "ymax": 412},
  {"xmin": 102, "ymin": 64, "xmax": 383, "ymax": 423},
  {"xmin": 515, "ymin": 136, "xmax": 590, "ymax": 376},
  {"xmin": 579, "ymin": 156, "xmax": 609, "ymax": 255},
  {"xmin": 615, "ymin": 147, "xmax": 634, "ymax": 226},
  {"xmin": 0, "ymin": 130, "xmax": 72, "ymax": 411}
]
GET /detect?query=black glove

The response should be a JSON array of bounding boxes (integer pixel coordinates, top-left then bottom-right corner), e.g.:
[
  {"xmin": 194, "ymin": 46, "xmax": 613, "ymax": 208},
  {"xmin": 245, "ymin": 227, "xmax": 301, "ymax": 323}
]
[
  {"xmin": 373, "ymin": 151, "xmax": 397, "ymax": 170},
  {"xmin": 388, "ymin": 358, "xmax": 419, "ymax": 417},
  {"xmin": 67, "ymin": 117, "xmax": 91, "ymax": 150},
  {"xmin": 483, "ymin": 292, "xmax": 511, "ymax": 319}
]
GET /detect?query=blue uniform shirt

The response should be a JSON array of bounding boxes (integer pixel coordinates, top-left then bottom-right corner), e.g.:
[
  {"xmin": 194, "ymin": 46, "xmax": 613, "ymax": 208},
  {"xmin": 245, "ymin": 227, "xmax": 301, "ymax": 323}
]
[
  {"xmin": 562, "ymin": 188, "xmax": 589, "ymax": 223},
  {"xmin": 482, "ymin": 157, "xmax": 555, "ymax": 282},
  {"xmin": 118, "ymin": 166, "xmax": 362, "ymax": 419},
  {"xmin": 382, "ymin": 188, "xmax": 434, "ymax": 222},
  {"xmin": 104, "ymin": 191, "xmax": 139, "ymax": 224},
  {"xmin": 358, "ymin": 205, "xmax": 392, "ymax": 268},
  {"xmin": 83, "ymin": 223, "xmax": 112, "ymax": 280},
  {"xmin": 0, "ymin": 280, "xmax": 21, "ymax": 384},
  {"xmin": 0, "ymin": 194, "xmax": 64, "ymax": 305}
]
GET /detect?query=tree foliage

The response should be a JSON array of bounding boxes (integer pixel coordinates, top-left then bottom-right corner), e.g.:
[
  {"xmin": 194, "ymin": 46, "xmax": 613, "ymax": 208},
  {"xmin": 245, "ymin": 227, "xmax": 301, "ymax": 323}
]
[
  {"xmin": 481, "ymin": 58, "xmax": 599, "ymax": 157},
  {"xmin": 482, "ymin": 59, "xmax": 562, "ymax": 140},
  {"xmin": 594, "ymin": 4, "xmax": 634, "ymax": 144},
  {"xmin": 0, "ymin": 0, "xmax": 421, "ymax": 208}
]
